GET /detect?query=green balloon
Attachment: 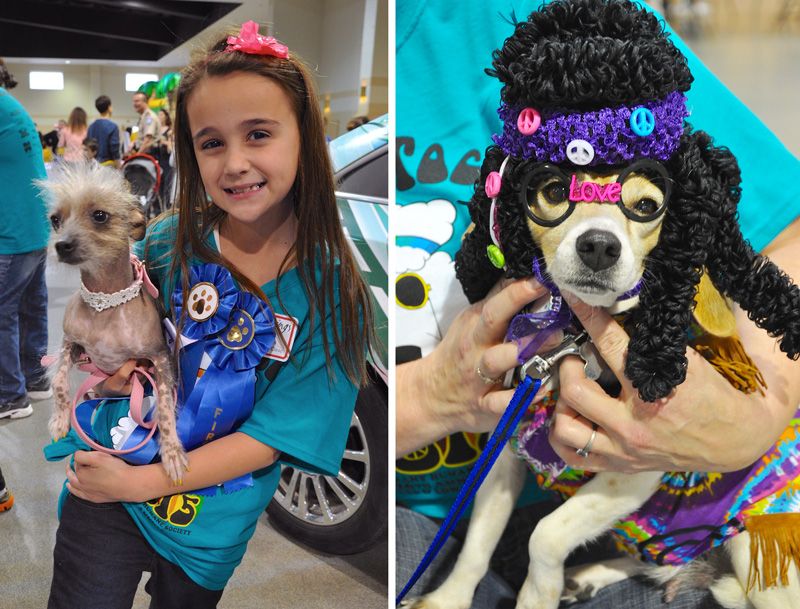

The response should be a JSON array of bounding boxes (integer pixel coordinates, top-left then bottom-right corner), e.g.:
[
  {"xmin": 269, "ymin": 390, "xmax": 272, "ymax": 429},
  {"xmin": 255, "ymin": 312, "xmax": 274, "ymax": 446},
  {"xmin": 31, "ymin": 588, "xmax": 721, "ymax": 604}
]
[{"xmin": 138, "ymin": 81, "xmax": 157, "ymax": 97}]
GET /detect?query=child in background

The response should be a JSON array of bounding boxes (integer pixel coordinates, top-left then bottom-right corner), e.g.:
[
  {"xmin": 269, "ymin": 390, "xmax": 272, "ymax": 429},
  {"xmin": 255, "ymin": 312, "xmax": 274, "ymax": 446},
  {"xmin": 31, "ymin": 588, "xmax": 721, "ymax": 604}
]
[
  {"xmin": 57, "ymin": 107, "xmax": 88, "ymax": 163},
  {"xmin": 81, "ymin": 137, "xmax": 99, "ymax": 167},
  {"xmin": 46, "ymin": 21, "xmax": 376, "ymax": 609}
]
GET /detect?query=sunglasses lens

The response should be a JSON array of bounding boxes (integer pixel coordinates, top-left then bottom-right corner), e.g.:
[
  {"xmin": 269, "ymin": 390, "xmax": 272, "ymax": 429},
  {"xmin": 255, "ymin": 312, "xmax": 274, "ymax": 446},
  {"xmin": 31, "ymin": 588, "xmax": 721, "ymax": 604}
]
[{"xmin": 396, "ymin": 273, "xmax": 428, "ymax": 309}]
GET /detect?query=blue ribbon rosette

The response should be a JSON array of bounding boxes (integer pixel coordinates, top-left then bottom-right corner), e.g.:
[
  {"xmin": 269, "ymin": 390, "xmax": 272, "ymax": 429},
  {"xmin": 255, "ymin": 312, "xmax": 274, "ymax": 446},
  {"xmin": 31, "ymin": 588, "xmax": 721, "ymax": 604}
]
[{"xmin": 115, "ymin": 263, "xmax": 275, "ymax": 495}]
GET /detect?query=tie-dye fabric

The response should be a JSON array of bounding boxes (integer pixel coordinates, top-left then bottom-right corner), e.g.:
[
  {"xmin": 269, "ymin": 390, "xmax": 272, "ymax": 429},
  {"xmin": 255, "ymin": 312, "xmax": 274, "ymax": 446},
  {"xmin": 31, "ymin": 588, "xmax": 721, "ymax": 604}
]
[{"xmin": 511, "ymin": 397, "xmax": 800, "ymax": 566}]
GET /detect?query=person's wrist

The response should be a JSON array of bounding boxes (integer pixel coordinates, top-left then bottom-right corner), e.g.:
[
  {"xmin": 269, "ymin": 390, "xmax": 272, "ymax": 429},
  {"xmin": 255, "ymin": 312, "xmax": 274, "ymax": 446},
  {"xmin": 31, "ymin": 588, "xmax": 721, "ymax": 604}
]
[
  {"xmin": 126, "ymin": 463, "xmax": 166, "ymax": 503},
  {"xmin": 416, "ymin": 348, "xmax": 464, "ymax": 438}
]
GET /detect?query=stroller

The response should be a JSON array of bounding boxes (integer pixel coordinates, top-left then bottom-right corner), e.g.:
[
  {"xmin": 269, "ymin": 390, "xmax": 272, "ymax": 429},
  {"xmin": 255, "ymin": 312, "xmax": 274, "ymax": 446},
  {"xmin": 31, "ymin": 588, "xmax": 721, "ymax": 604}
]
[{"xmin": 122, "ymin": 153, "xmax": 163, "ymax": 219}]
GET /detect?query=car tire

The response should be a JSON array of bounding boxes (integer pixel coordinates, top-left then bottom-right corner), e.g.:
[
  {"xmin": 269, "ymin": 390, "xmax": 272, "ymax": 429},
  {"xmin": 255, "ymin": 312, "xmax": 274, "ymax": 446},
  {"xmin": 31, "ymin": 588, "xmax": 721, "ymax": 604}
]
[{"xmin": 266, "ymin": 376, "xmax": 388, "ymax": 554}]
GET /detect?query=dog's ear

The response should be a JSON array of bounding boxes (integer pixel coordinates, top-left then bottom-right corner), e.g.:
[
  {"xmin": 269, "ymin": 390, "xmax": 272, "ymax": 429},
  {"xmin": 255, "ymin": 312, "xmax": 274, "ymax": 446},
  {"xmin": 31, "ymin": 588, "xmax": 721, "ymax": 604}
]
[
  {"xmin": 129, "ymin": 205, "xmax": 146, "ymax": 242},
  {"xmin": 699, "ymin": 136, "xmax": 800, "ymax": 360},
  {"xmin": 624, "ymin": 130, "xmax": 721, "ymax": 401}
]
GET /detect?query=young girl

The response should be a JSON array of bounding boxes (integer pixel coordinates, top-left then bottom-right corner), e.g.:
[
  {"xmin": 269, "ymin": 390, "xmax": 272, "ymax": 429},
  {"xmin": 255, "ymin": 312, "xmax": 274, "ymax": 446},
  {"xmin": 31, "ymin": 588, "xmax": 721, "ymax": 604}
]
[
  {"xmin": 58, "ymin": 106, "xmax": 88, "ymax": 163},
  {"xmin": 46, "ymin": 22, "xmax": 376, "ymax": 608}
]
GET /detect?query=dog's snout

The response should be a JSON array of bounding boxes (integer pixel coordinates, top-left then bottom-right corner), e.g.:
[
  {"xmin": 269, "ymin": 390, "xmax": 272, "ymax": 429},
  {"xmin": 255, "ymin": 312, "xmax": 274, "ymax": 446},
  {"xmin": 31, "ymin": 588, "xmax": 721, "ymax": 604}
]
[
  {"xmin": 55, "ymin": 240, "xmax": 75, "ymax": 257},
  {"xmin": 576, "ymin": 230, "xmax": 621, "ymax": 272}
]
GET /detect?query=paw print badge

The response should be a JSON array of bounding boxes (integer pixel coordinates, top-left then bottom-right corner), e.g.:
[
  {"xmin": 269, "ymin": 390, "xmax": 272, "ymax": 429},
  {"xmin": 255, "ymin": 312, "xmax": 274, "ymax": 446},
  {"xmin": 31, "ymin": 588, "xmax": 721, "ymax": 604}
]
[
  {"xmin": 208, "ymin": 291, "xmax": 275, "ymax": 371},
  {"xmin": 187, "ymin": 282, "xmax": 220, "ymax": 322},
  {"xmin": 174, "ymin": 263, "xmax": 239, "ymax": 339}
]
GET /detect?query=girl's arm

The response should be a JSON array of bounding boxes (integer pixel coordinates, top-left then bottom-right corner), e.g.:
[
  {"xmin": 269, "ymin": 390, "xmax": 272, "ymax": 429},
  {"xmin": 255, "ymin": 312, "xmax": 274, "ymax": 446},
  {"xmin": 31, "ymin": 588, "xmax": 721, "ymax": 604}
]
[{"xmin": 66, "ymin": 432, "xmax": 279, "ymax": 503}]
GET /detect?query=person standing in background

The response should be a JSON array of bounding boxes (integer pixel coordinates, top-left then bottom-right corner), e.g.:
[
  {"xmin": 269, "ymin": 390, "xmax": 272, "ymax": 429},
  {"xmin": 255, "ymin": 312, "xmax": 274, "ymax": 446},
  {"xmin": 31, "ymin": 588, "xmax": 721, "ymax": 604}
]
[
  {"xmin": 58, "ymin": 107, "xmax": 88, "ymax": 162},
  {"xmin": 132, "ymin": 91, "xmax": 160, "ymax": 154},
  {"xmin": 87, "ymin": 95, "xmax": 120, "ymax": 167},
  {"xmin": 0, "ymin": 60, "xmax": 51, "ymax": 420}
]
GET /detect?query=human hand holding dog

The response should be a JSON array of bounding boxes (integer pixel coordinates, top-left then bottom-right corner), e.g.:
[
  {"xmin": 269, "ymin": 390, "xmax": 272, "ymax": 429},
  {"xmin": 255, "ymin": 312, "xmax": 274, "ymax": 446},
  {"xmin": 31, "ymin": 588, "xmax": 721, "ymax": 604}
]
[
  {"xmin": 550, "ymin": 289, "xmax": 800, "ymax": 474},
  {"xmin": 94, "ymin": 358, "xmax": 150, "ymax": 397},
  {"xmin": 396, "ymin": 277, "xmax": 554, "ymax": 457}
]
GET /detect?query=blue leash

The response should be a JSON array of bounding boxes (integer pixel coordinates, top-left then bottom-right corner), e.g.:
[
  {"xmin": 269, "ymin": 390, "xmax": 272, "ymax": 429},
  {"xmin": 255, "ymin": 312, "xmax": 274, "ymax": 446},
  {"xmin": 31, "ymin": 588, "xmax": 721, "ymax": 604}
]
[{"xmin": 396, "ymin": 375, "xmax": 543, "ymax": 605}]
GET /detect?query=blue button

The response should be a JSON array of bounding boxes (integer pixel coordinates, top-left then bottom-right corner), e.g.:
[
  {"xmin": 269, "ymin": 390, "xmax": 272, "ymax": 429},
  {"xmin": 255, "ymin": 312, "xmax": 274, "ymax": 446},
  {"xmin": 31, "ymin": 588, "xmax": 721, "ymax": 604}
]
[{"xmin": 630, "ymin": 108, "xmax": 655, "ymax": 136}]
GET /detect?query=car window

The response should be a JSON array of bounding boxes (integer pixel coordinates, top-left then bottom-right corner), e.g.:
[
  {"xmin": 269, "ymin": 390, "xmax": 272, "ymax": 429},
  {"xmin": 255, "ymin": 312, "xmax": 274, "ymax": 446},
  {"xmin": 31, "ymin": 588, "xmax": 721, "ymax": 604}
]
[
  {"xmin": 337, "ymin": 150, "xmax": 388, "ymax": 200},
  {"xmin": 329, "ymin": 114, "xmax": 389, "ymax": 174}
]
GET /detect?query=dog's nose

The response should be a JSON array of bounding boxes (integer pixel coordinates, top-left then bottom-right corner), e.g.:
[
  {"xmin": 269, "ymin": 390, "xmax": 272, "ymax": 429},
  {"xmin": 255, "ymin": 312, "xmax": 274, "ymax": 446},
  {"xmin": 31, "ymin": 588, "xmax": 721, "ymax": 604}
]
[
  {"xmin": 576, "ymin": 230, "xmax": 621, "ymax": 272},
  {"xmin": 55, "ymin": 240, "xmax": 75, "ymax": 257}
]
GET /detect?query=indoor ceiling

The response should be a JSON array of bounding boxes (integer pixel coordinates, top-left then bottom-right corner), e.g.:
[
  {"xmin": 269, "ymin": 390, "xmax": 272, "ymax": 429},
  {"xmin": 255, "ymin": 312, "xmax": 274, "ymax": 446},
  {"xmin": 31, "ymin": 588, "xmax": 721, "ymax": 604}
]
[{"xmin": 0, "ymin": 0, "xmax": 242, "ymax": 62}]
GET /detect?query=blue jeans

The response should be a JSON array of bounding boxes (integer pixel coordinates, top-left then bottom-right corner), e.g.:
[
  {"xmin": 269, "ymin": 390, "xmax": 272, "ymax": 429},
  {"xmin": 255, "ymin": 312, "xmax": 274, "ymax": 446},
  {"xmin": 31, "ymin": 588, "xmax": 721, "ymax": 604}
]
[
  {"xmin": 48, "ymin": 494, "xmax": 224, "ymax": 609},
  {"xmin": 0, "ymin": 249, "xmax": 48, "ymax": 403},
  {"xmin": 396, "ymin": 507, "xmax": 723, "ymax": 609}
]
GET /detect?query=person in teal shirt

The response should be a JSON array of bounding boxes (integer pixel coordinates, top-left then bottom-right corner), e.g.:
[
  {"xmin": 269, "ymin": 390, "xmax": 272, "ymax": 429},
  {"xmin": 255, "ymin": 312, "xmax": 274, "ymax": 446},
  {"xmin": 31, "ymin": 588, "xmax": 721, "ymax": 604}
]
[
  {"xmin": 395, "ymin": 0, "xmax": 800, "ymax": 606},
  {"xmin": 0, "ymin": 61, "xmax": 51, "ymax": 420},
  {"xmin": 44, "ymin": 23, "xmax": 376, "ymax": 608}
]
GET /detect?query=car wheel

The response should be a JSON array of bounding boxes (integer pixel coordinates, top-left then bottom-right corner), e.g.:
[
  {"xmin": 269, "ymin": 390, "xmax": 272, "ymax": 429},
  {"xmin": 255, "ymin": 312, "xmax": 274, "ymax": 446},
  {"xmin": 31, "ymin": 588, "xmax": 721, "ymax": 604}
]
[{"xmin": 266, "ymin": 376, "xmax": 387, "ymax": 554}]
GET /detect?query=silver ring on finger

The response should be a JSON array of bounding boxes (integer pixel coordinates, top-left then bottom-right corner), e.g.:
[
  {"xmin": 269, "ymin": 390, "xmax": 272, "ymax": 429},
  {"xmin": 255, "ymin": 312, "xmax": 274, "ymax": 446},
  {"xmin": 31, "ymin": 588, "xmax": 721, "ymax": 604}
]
[
  {"xmin": 576, "ymin": 423, "xmax": 598, "ymax": 458},
  {"xmin": 476, "ymin": 364, "xmax": 501, "ymax": 385}
]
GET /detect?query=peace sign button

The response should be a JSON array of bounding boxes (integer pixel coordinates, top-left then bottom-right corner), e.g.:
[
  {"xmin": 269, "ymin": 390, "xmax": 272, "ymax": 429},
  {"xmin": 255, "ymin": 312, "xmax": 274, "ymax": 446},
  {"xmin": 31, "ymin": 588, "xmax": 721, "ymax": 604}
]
[
  {"xmin": 566, "ymin": 139, "xmax": 595, "ymax": 166},
  {"xmin": 630, "ymin": 107, "xmax": 655, "ymax": 136},
  {"xmin": 517, "ymin": 107, "xmax": 541, "ymax": 135}
]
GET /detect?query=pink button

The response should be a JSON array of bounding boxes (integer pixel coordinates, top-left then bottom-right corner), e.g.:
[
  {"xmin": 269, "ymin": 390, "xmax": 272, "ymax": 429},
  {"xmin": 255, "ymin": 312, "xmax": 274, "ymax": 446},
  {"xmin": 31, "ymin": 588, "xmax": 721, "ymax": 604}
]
[
  {"xmin": 485, "ymin": 171, "xmax": 502, "ymax": 198},
  {"xmin": 517, "ymin": 108, "xmax": 541, "ymax": 135}
]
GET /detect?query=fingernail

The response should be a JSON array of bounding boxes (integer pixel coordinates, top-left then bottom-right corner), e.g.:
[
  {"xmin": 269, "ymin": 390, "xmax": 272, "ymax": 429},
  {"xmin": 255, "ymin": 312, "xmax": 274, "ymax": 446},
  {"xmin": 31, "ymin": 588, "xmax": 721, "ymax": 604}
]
[{"xmin": 527, "ymin": 277, "xmax": 545, "ymax": 293}]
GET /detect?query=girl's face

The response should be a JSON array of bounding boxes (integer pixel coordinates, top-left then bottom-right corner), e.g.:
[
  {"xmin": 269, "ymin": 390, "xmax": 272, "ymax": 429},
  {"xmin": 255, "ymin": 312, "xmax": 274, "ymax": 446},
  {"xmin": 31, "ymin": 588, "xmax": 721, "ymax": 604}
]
[{"xmin": 187, "ymin": 72, "xmax": 300, "ymax": 227}]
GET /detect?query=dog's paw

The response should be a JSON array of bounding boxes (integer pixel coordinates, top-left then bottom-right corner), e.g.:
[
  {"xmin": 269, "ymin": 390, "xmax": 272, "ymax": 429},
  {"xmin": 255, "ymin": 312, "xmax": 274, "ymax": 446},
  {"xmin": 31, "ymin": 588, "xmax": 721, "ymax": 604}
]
[
  {"xmin": 560, "ymin": 560, "xmax": 637, "ymax": 605},
  {"xmin": 399, "ymin": 597, "xmax": 466, "ymax": 609},
  {"xmin": 561, "ymin": 577, "xmax": 597, "ymax": 605},
  {"xmin": 48, "ymin": 408, "xmax": 72, "ymax": 440},
  {"xmin": 159, "ymin": 436, "xmax": 189, "ymax": 484}
]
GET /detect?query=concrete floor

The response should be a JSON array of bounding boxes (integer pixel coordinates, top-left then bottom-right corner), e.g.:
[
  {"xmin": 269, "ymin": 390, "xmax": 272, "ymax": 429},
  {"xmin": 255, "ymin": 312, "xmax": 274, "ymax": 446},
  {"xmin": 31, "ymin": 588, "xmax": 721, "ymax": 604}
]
[{"xmin": 0, "ymin": 263, "xmax": 387, "ymax": 608}]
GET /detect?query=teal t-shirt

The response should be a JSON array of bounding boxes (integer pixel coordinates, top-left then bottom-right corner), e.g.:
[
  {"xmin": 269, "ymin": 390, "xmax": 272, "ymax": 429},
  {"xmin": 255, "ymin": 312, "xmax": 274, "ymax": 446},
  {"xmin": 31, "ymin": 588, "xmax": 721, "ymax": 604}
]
[
  {"xmin": 47, "ymin": 215, "xmax": 358, "ymax": 590},
  {"xmin": 0, "ymin": 88, "xmax": 49, "ymax": 254},
  {"xmin": 395, "ymin": 0, "xmax": 800, "ymax": 517}
]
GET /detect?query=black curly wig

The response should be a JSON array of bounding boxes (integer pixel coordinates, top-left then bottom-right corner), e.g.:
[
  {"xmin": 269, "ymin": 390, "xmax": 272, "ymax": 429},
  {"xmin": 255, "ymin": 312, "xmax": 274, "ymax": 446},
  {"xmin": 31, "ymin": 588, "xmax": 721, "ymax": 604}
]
[{"xmin": 455, "ymin": 0, "xmax": 800, "ymax": 402}]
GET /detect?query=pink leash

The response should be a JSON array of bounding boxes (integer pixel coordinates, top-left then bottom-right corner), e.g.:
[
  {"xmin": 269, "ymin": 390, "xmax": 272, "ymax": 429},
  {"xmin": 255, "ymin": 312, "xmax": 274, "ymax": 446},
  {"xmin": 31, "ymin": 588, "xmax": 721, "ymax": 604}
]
[{"xmin": 68, "ymin": 360, "xmax": 160, "ymax": 454}]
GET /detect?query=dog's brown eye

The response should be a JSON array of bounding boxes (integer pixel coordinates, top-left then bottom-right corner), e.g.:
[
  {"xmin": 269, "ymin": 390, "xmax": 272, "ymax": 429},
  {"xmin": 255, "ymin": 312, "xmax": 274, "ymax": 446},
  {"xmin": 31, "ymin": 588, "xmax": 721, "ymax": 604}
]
[
  {"xmin": 542, "ymin": 183, "xmax": 567, "ymax": 204},
  {"xmin": 50, "ymin": 215, "xmax": 61, "ymax": 230},
  {"xmin": 633, "ymin": 198, "xmax": 658, "ymax": 215},
  {"xmin": 92, "ymin": 210, "xmax": 109, "ymax": 224}
]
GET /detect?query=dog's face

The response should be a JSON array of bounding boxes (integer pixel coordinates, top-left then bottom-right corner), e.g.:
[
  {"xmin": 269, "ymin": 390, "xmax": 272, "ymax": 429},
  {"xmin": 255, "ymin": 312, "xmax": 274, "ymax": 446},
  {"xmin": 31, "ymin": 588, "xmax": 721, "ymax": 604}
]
[
  {"xmin": 43, "ymin": 164, "xmax": 145, "ymax": 274},
  {"xmin": 524, "ymin": 164, "xmax": 668, "ymax": 307}
]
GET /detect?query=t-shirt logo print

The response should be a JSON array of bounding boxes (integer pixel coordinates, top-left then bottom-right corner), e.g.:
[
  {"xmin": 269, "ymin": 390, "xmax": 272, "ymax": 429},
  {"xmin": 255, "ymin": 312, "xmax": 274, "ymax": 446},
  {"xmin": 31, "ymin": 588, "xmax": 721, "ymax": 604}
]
[{"xmin": 147, "ymin": 494, "xmax": 204, "ymax": 528}]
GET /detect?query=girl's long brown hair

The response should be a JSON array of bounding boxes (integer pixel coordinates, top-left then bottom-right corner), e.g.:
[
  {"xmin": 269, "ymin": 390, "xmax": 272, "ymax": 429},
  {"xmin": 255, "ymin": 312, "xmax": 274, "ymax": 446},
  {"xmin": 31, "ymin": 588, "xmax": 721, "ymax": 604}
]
[
  {"xmin": 157, "ymin": 29, "xmax": 375, "ymax": 386},
  {"xmin": 68, "ymin": 107, "xmax": 87, "ymax": 132}
]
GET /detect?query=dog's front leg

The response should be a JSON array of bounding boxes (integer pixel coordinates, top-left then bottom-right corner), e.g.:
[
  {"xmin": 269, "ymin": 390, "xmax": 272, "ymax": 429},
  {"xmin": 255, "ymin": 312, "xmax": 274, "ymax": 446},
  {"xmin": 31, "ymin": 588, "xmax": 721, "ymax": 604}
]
[
  {"xmin": 516, "ymin": 470, "xmax": 663, "ymax": 609},
  {"xmin": 48, "ymin": 341, "xmax": 80, "ymax": 439},
  {"xmin": 404, "ymin": 446, "xmax": 527, "ymax": 609},
  {"xmin": 150, "ymin": 350, "xmax": 188, "ymax": 484}
]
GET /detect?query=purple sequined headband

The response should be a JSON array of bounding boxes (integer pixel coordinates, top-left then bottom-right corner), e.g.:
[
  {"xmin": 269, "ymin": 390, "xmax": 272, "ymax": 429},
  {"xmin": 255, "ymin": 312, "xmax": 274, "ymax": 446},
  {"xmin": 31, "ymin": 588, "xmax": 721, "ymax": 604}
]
[{"xmin": 492, "ymin": 91, "xmax": 689, "ymax": 166}]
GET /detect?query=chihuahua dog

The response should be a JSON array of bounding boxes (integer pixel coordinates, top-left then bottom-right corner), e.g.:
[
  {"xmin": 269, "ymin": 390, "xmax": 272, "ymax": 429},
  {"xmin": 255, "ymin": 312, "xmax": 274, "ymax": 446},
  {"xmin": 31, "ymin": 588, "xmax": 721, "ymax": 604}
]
[
  {"xmin": 43, "ymin": 163, "xmax": 187, "ymax": 483},
  {"xmin": 406, "ymin": 2, "xmax": 800, "ymax": 608}
]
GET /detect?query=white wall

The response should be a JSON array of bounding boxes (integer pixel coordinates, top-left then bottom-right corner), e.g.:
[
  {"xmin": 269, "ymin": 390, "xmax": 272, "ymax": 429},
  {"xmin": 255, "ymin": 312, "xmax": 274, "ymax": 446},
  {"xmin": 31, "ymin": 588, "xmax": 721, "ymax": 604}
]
[
  {"xmin": 3, "ymin": 0, "xmax": 388, "ymax": 139},
  {"xmin": 4, "ymin": 62, "xmax": 169, "ymax": 134}
]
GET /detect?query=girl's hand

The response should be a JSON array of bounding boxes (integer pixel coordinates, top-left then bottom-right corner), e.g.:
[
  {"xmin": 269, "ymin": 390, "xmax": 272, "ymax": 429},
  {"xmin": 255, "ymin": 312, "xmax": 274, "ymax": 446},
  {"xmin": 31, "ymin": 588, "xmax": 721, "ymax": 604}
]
[
  {"xmin": 397, "ymin": 277, "xmax": 556, "ymax": 457},
  {"xmin": 66, "ymin": 451, "xmax": 145, "ymax": 503},
  {"xmin": 549, "ymin": 294, "xmax": 773, "ymax": 474},
  {"xmin": 94, "ymin": 359, "xmax": 149, "ymax": 397}
]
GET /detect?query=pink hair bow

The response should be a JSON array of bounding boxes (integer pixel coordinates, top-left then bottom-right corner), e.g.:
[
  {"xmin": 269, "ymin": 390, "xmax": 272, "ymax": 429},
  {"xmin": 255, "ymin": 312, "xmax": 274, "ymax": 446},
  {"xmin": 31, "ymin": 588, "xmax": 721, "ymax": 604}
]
[{"xmin": 225, "ymin": 21, "xmax": 289, "ymax": 58}]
